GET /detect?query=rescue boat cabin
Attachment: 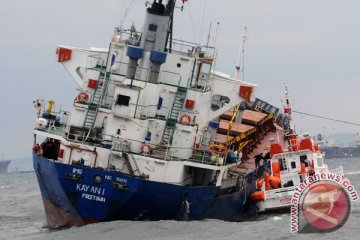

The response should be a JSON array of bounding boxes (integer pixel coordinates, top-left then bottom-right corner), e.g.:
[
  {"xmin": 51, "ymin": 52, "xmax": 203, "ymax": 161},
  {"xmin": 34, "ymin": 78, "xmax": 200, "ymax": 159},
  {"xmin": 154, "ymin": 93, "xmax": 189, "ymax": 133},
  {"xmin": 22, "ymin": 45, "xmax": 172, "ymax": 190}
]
[
  {"xmin": 268, "ymin": 138, "xmax": 326, "ymax": 188},
  {"xmin": 250, "ymin": 134, "xmax": 344, "ymax": 212}
]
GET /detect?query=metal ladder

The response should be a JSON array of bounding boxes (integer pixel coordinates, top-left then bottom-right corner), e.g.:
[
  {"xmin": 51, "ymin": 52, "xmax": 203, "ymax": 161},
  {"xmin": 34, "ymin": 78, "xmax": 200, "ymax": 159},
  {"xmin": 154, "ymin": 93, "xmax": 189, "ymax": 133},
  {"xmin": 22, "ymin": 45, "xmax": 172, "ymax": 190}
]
[
  {"xmin": 122, "ymin": 153, "xmax": 140, "ymax": 176},
  {"xmin": 83, "ymin": 62, "xmax": 109, "ymax": 131},
  {"xmin": 162, "ymin": 86, "xmax": 187, "ymax": 145}
]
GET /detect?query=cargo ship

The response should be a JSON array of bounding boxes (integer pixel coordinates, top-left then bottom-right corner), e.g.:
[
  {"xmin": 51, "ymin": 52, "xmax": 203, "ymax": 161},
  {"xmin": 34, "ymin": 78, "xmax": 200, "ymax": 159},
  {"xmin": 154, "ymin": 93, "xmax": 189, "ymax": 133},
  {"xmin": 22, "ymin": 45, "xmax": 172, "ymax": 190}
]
[
  {"xmin": 318, "ymin": 133, "xmax": 360, "ymax": 159},
  {"xmin": 32, "ymin": 0, "xmax": 293, "ymax": 228}
]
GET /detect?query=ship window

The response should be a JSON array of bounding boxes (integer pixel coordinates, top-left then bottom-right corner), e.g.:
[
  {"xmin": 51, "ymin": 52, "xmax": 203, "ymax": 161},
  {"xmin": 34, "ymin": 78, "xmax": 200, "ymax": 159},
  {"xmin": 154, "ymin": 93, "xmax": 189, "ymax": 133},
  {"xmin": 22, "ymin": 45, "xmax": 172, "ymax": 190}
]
[
  {"xmin": 116, "ymin": 95, "xmax": 130, "ymax": 106},
  {"xmin": 157, "ymin": 97, "xmax": 163, "ymax": 110},
  {"xmin": 283, "ymin": 158, "xmax": 287, "ymax": 170},
  {"xmin": 278, "ymin": 158, "xmax": 287, "ymax": 171},
  {"xmin": 300, "ymin": 155, "xmax": 308, "ymax": 167},
  {"xmin": 291, "ymin": 161, "xmax": 296, "ymax": 169},
  {"xmin": 148, "ymin": 24, "xmax": 158, "ymax": 32}
]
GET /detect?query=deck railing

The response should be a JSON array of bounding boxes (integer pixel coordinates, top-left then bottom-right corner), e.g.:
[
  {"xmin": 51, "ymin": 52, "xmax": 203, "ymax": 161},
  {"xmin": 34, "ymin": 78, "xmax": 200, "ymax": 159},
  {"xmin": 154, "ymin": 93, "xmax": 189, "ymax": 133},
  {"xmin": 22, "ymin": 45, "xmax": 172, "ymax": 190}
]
[
  {"xmin": 35, "ymin": 119, "xmax": 236, "ymax": 167},
  {"xmin": 328, "ymin": 165, "xmax": 344, "ymax": 176}
]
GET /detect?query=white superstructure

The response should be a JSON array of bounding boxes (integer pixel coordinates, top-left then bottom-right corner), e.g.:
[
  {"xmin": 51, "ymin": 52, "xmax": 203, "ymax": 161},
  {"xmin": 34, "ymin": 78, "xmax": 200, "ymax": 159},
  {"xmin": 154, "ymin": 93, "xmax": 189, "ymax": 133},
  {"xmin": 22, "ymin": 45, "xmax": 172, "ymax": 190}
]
[{"xmin": 34, "ymin": 0, "xmax": 258, "ymax": 187}]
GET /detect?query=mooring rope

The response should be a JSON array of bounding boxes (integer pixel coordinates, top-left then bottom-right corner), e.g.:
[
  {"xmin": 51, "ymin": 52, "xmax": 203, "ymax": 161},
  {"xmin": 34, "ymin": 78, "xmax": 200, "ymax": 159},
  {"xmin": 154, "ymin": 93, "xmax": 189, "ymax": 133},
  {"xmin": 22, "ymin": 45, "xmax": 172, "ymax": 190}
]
[{"xmin": 293, "ymin": 110, "xmax": 360, "ymax": 127}]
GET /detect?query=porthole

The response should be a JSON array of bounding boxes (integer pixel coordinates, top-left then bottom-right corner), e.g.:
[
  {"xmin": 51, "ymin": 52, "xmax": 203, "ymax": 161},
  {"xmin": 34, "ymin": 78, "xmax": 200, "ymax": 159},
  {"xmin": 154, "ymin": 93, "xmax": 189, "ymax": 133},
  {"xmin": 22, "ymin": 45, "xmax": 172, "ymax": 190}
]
[{"xmin": 93, "ymin": 174, "xmax": 102, "ymax": 184}]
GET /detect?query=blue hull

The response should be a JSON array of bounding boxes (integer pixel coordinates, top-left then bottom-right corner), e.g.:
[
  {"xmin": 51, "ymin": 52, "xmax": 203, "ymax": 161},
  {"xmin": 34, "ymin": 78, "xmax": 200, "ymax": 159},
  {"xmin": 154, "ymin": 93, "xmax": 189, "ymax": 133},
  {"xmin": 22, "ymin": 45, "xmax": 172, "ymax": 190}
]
[{"xmin": 33, "ymin": 154, "xmax": 255, "ymax": 228}]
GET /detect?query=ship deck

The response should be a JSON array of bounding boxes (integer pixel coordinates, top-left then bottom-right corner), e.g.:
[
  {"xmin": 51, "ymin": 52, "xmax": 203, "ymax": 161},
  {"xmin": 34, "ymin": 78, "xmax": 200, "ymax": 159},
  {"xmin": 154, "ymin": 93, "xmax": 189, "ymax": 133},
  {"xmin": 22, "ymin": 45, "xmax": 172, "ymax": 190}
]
[{"xmin": 34, "ymin": 125, "xmax": 239, "ymax": 168}]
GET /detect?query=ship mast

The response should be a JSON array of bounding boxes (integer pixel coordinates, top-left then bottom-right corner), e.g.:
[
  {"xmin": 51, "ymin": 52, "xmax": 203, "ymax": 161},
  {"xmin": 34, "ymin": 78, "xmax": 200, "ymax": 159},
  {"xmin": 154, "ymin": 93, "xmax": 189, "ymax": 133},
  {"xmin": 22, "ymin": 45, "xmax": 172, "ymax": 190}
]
[
  {"xmin": 164, "ymin": 0, "xmax": 176, "ymax": 53},
  {"xmin": 283, "ymin": 83, "xmax": 295, "ymax": 132},
  {"xmin": 235, "ymin": 26, "xmax": 248, "ymax": 81}
]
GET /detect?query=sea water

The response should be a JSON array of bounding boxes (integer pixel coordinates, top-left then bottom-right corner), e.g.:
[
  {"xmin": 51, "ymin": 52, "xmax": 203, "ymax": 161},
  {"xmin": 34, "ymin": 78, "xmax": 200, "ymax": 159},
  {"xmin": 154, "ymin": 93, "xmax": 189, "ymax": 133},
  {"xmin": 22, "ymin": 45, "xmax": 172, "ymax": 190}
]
[{"xmin": 0, "ymin": 158, "xmax": 359, "ymax": 240}]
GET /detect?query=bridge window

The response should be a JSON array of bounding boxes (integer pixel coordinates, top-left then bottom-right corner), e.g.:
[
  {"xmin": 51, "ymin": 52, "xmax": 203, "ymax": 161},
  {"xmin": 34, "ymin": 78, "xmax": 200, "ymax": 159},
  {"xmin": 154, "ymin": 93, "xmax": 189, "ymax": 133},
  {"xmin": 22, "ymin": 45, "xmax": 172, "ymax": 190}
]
[
  {"xmin": 300, "ymin": 155, "xmax": 308, "ymax": 167},
  {"xmin": 116, "ymin": 94, "xmax": 130, "ymax": 106},
  {"xmin": 291, "ymin": 161, "xmax": 296, "ymax": 169},
  {"xmin": 278, "ymin": 158, "xmax": 287, "ymax": 171}
]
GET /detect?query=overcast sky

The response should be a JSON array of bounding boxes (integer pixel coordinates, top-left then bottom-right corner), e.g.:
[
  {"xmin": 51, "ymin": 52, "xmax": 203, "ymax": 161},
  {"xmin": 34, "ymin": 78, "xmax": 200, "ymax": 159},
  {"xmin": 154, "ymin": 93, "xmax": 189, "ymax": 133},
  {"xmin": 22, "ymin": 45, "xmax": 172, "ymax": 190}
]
[{"xmin": 1, "ymin": 0, "xmax": 360, "ymax": 159}]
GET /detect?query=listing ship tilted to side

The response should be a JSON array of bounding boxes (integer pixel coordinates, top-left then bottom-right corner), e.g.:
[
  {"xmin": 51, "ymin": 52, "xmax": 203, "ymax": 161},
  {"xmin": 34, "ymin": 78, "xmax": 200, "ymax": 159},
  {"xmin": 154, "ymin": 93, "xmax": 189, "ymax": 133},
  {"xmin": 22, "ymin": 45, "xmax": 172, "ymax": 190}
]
[{"xmin": 32, "ymin": 0, "xmax": 293, "ymax": 228}]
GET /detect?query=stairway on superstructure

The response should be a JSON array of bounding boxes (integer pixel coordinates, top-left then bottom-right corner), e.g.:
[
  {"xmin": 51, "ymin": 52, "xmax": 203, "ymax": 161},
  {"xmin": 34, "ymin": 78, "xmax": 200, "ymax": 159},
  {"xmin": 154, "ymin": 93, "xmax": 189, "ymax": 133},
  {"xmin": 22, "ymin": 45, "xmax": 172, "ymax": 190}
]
[
  {"xmin": 162, "ymin": 86, "xmax": 187, "ymax": 145},
  {"xmin": 83, "ymin": 64, "xmax": 110, "ymax": 136},
  {"xmin": 122, "ymin": 153, "xmax": 141, "ymax": 176},
  {"xmin": 111, "ymin": 139, "xmax": 141, "ymax": 176}
]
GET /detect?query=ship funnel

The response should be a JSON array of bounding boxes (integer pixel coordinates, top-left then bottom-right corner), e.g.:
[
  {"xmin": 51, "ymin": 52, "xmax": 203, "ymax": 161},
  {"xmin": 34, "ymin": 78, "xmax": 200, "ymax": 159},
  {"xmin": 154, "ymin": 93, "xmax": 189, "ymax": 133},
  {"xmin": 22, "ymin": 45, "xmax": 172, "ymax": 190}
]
[
  {"xmin": 140, "ymin": 0, "xmax": 172, "ymax": 52},
  {"xmin": 149, "ymin": 51, "xmax": 167, "ymax": 83},
  {"xmin": 138, "ymin": 0, "xmax": 172, "ymax": 82},
  {"xmin": 126, "ymin": 46, "xmax": 143, "ymax": 79}
]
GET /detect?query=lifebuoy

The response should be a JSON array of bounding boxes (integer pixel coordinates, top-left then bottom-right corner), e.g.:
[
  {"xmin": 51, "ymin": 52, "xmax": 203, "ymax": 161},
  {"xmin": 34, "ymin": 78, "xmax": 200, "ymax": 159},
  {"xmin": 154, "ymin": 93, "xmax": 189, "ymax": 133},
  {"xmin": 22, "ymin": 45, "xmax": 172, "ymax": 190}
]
[
  {"xmin": 140, "ymin": 144, "xmax": 152, "ymax": 154},
  {"xmin": 179, "ymin": 113, "xmax": 191, "ymax": 125},
  {"xmin": 76, "ymin": 91, "xmax": 89, "ymax": 103},
  {"xmin": 208, "ymin": 144, "xmax": 228, "ymax": 153}
]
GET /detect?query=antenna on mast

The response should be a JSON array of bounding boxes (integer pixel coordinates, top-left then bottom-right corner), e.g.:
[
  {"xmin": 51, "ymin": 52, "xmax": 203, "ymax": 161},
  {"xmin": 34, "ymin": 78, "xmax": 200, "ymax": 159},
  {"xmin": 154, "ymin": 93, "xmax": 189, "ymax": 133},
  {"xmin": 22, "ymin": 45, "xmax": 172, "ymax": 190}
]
[
  {"xmin": 235, "ymin": 26, "xmax": 248, "ymax": 80},
  {"xmin": 213, "ymin": 22, "xmax": 220, "ymax": 55},
  {"xmin": 119, "ymin": 0, "xmax": 137, "ymax": 38},
  {"xmin": 206, "ymin": 22, "xmax": 212, "ymax": 49},
  {"xmin": 283, "ymin": 82, "xmax": 295, "ymax": 132},
  {"xmin": 165, "ymin": 0, "xmax": 187, "ymax": 53}
]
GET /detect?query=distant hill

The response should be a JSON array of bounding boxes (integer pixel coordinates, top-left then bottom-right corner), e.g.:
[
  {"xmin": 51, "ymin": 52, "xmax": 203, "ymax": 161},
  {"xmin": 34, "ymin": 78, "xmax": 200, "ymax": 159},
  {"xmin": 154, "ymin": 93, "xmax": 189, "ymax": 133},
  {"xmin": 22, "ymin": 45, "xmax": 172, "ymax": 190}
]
[{"xmin": 8, "ymin": 157, "xmax": 33, "ymax": 172}]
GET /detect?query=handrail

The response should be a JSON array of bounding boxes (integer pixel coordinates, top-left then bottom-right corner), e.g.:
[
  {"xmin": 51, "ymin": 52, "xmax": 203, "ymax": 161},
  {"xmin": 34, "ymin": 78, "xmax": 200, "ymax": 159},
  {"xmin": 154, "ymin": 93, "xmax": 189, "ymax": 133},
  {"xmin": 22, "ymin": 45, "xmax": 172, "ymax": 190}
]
[
  {"xmin": 61, "ymin": 141, "xmax": 98, "ymax": 167},
  {"xmin": 328, "ymin": 166, "xmax": 344, "ymax": 176},
  {"xmin": 36, "ymin": 121, "xmax": 235, "ymax": 167},
  {"xmin": 172, "ymin": 38, "xmax": 215, "ymax": 49}
]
